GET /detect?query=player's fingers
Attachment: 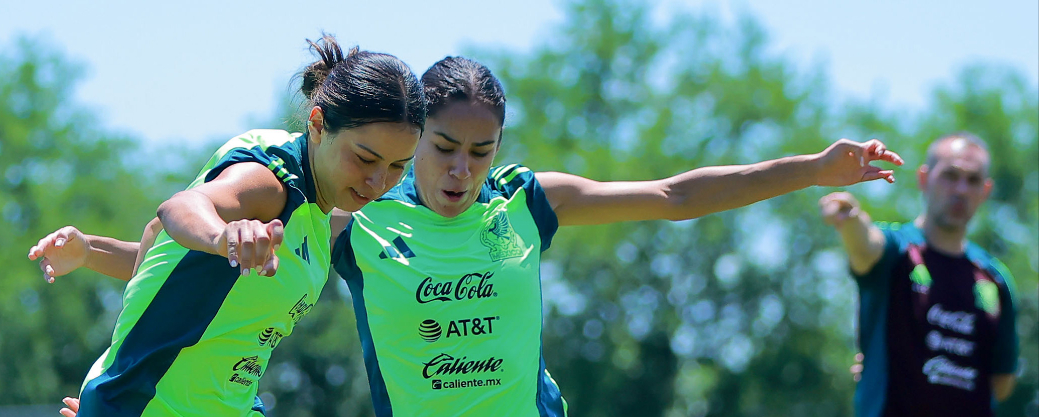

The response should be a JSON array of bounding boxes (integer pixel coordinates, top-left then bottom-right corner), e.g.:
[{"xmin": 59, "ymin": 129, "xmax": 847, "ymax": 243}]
[
  {"xmin": 253, "ymin": 228, "xmax": 271, "ymax": 272},
  {"xmin": 261, "ymin": 254, "xmax": 279, "ymax": 277},
  {"xmin": 267, "ymin": 220, "xmax": 284, "ymax": 252},
  {"xmin": 225, "ymin": 227, "xmax": 239, "ymax": 268},
  {"xmin": 879, "ymin": 148, "xmax": 904, "ymax": 166},
  {"xmin": 864, "ymin": 139, "xmax": 906, "ymax": 165},
  {"xmin": 39, "ymin": 260, "xmax": 56, "ymax": 283},
  {"xmin": 59, "ymin": 408, "xmax": 76, "ymax": 417},
  {"xmin": 29, "ymin": 232, "xmax": 60, "ymax": 259},
  {"xmin": 54, "ymin": 230, "xmax": 71, "ymax": 248},
  {"xmin": 62, "ymin": 397, "xmax": 79, "ymax": 411},
  {"xmin": 864, "ymin": 139, "xmax": 904, "ymax": 166},
  {"xmin": 239, "ymin": 225, "xmax": 255, "ymax": 275},
  {"xmin": 55, "ymin": 226, "xmax": 80, "ymax": 248},
  {"xmin": 861, "ymin": 167, "xmax": 895, "ymax": 183}
]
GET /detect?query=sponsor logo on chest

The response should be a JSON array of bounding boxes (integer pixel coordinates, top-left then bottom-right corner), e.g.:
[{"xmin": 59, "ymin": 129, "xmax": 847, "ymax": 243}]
[
  {"xmin": 415, "ymin": 272, "xmax": 498, "ymax": 304},
  {"xmin": 927, "ymin": 304, "xmax": 975, "ymax": 335},
  {"xmin": 922, "ymin": 355, "xmax": 978, "ymax": 392},
  {"xmin": 228, "ymin": 355, "xmax": 265, "ymax": 387},
  {"xmin": 418, "ymin": 316, "xmax": 499, "ymax": 342},
  {"xmin": 422, "ymin": 353, "xmax": 504, "ymax": 379}
]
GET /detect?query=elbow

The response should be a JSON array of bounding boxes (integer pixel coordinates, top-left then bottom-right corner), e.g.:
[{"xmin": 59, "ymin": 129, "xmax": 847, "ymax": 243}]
[
  {"xmin": 156, "ymin": 199, "xmax": 174, "ymax": 223},
  {"xmin": 156, "ymin": 192, "xmax": 189, "ymax": 223},
  {"xmin": 663, "ymin": 190, "xmax": 707, "ymax": 221}
]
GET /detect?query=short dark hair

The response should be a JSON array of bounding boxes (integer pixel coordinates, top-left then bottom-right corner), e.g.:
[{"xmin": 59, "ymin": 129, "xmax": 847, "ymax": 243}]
[
  {"xmin": 421, "ymin": 57, "xmax": 506, "ymax": 130},
  {"xmin": 925, "ymin": 131, "xmax": 990, "ymax": 168},
  {"xmin": 300, "ymin": 34, "xmax": 426, "ymax": 134}
]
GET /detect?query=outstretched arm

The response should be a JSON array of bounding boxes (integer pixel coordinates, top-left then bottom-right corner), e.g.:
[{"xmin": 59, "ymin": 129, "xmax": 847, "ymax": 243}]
[
  {"xmin": 818, "ymin": 192, "xmax": 886, "ymax": 275},
  {"xmin": 157, "ymin": 162, "xmax": 286, "ymax": 276},
  {"xmin": 539, "ymin": 138, "xmax": 903, "ymax": 227},
  {"xmin": 28, "ymin": 226, "xmax": 140, "ymax": 282}
]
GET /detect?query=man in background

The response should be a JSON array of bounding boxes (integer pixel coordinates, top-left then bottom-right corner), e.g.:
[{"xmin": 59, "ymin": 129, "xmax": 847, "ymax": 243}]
[{"xmin": 819, "ymin": 132, "xmax": 1018, "ymax": 417}]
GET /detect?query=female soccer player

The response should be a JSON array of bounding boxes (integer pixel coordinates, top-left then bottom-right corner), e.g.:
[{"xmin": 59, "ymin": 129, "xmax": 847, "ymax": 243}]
[
  {"xmin": 32, "ymin": 57, "xmax": 901, "ymax": 416},
  {"xmin": 28, "ymin": 35, "xmax": 426, "ymax": 417}
]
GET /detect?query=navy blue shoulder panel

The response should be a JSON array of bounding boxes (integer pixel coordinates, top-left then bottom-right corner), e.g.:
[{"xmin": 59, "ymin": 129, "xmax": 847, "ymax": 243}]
[
  {"xmin": 964, "ymin": 242, "xmax": 1020, "ymax": 374},
  {"xmin": 485, "ymin": 165, "xmax": 559, "ymax": 252},
  {"xmin": 853, "ymin": 222, "xmax": 918, "ymax": 286},
  {"xmin": 78, "ymin": 251, "xmax": 241, "ymax": 417},
  {"xmin": 201, "ymin": 136, "xmax": 312, "ymax": 226},
  {"xmin": 331, "ymin": 219, "xmax": 361, "ymax": 282},
  {"xmin": 376, "ymin": 166, "xmax": 422, "ymax": 210},
  {"xmin": 328, "ymin": 219, "xmax": 394, "ymax": 416}
]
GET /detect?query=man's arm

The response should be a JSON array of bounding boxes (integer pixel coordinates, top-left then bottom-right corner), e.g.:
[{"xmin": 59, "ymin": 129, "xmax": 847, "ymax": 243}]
[{"xmin": 818, "ymin": 192, "xmax": 887, "ymax": 275}]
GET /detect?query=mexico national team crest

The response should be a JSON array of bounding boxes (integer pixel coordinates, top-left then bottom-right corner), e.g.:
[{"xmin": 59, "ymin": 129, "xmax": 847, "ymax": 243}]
[
  {"xmin": 481, "ymin": 211, "xmax": 523, "ymax": 261},
  {"xmin": 973, "ymin": 280, "xmax": 1000, "ymax": 317}
]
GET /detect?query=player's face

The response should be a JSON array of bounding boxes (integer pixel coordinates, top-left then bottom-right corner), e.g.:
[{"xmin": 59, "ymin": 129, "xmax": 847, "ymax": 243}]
[
  {"xmin": 312, "ymin": 122, "xmax": 419, "ymax": 213},
  {"xmin": 413, "ymin": 101, "xmax": 502, "ymax": 218},
  {"xmin": 919, "ymin": 139, "xmax": 992, "ymax": 231}
]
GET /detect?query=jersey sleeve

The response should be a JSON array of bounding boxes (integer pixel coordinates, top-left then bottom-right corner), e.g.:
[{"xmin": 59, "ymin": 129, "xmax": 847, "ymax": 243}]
[
  {"xmin": 850, "ymin": 222, "xmax": 904, "ymax": 287},
  {"xmin": 490, "ymin": 164, "xmax": 559, "ymax": 252},
  {"xmin": 190, "ymin": 142, "xmax": 307, "ymax": 223},
  {"xmin": 989, "ymin": 258, "xmax": 1019, "ymax": 374},
  {"xmin": 200, "ymin": 147, "xmax": 277, "ymax": 184}
]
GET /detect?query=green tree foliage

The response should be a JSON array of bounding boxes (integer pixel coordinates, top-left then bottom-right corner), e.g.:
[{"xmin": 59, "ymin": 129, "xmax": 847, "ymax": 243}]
[
  {"xmin": 470, "ymin": 0, "xmax": 1038, "ymax": 416},
  {"xmin": 0, "ymin": 36, "xmax": 171, "ymax": 404}
]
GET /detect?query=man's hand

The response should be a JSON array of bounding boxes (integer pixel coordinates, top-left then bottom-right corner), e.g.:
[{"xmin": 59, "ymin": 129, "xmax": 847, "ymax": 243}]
[
  {"xmin": 59, "ymin": 397, "xmax": 79, "ymax": 417},
  {"xmin": 819, "ymin": 192, "xmax": 863, "ymax": 229}
]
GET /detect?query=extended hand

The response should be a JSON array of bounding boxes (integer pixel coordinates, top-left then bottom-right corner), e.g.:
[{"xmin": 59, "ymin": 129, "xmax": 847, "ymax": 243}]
[
  {"xmin": 217, "ymin": 219, "xmax": 284, "ymax": 277},
  {"xmin": 60, "ymin": 396, "xmax": 79, "ymax": 417},
  {"xmin": 815, "ymin": 139, "xmax": 904, "ymax": 187},
  {"xmin": 819, "ymin": 191, "xmax": 862, "ymax": 228},
  {"xmin": 27, "ymin": 226, "xmax": 90, "ymax": 283}
]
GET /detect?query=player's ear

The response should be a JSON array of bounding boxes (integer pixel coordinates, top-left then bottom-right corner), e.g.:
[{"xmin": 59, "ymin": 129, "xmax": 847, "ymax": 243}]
[{"xmin": 308, "ymin": 107, "xmax": 326, "ymax": 142}]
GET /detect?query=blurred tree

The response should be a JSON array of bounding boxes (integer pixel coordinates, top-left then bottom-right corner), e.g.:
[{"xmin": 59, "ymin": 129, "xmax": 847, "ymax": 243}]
[
  {"xmin": 0, "ymin": 36, "xmax": 171, "ymax": 404},
  {"xmin": 469, "ymin": 0, "xmax": 1038, "ymax": 416}
]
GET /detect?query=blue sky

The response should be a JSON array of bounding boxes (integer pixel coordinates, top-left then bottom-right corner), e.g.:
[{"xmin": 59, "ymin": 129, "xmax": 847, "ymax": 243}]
[{"xmin": 2, "ymin": 0, "xmax": 1036, "ymax": 147}]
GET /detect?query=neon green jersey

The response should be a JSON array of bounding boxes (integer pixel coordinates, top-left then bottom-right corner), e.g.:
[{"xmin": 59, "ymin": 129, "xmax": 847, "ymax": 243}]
[
  {"xmin": 79, "ymin": 130, "xmax": 331, "ymax": 417},
  {"xmin": 333, "ymin": 164, "xmax": 567, "ymax": 416}
]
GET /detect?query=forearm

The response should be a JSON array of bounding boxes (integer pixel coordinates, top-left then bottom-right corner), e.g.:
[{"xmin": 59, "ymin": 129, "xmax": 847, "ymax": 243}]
[
  {"xmin": 836, "ymin": 210, "xmax": 883, "ymax": 275},
  {"xmin": 82, "ymin": 236, "xmax": 140, "ymax": 281},
  {"xmin": 132, "ymin": 217, "xmax": 164, "ymax": 276},
  {"xmin": 157, "ymin": 190, "xmax": 229, "ymax": 256},
  {"xmin": 664, "ymin": 154, "xmax": 820, "ymax": 220}
]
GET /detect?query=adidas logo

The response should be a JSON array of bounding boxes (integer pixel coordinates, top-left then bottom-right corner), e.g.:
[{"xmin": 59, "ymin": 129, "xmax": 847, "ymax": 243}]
[
  {"xmin": 379, "ymin": 236, "xmax": 415, "ymax": 260},
  {"xmin": 294, "ymin": 236, "xmax": 310, "ymax": 263}
]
